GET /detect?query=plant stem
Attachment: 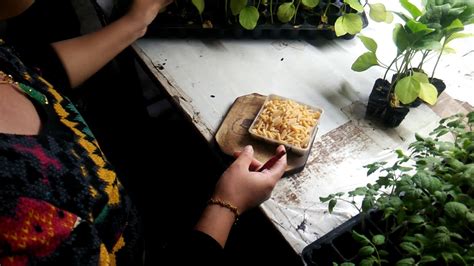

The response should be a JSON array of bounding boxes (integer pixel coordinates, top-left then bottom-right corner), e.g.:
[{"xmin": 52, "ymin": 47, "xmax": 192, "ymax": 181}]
[
  {"xmin": 431, "ymin": 39, "xmax": 447, "ymax": 79},
  {"xmin": 324, "ymin": 1, "xmax": 331, "ymax": 18},
  {"xmin": 293, "ymin": 0, "xmax": 301, "ymax": 24},
  {"xmin": 337, "ymin": 198, "xmax": 362, "ymax": 212},
  {"xmin": 257, "ymin": 0, "xmax": 261, "ymax": 9},
  {"xmin": 418, "ymin": 50, "xmax": 430, "ymax": 70},
  {"xmin": 225, "ymin": 0, "xmax": 228, "ymax": 20},
  {"xmin": 270, "ymin": 0, "xmax": 274, "ymax": 23},
  {"xmin": 383, "ymin": 54, "xmax": 402, "ymax": 81},
  {"xmin": 372, "ymin": 242, "xmax": 382, "ymax": 266}
]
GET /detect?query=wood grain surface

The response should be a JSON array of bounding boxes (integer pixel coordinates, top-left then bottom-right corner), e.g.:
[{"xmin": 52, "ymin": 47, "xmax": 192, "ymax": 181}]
[{"xmin": 215, "ymin": 93, "xmax": 316, "ymax": 175}]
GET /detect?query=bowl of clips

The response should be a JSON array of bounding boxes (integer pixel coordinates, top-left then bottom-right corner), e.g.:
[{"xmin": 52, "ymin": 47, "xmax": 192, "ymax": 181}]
[{"xmin": 249, "ymin": 94, "xmax": 323, "ymax": 156}]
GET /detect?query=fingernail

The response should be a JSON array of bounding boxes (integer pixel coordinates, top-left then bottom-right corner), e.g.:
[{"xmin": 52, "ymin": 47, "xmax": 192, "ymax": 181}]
[{"xmin": 244, "ymin": 145, "xmax": 253, "ymax": 152}]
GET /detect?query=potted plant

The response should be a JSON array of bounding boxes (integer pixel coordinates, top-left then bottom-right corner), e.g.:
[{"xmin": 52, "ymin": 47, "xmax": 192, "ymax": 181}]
[
  {"xmin": 351, "ymin": 0, "xmax": 474, "ymax": 127},
  {"xmin": 304, "ymin": 111, "xmax": 474, "ymax": 265}
]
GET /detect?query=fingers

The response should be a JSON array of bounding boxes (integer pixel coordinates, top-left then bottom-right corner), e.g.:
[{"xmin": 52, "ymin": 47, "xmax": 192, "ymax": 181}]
[
  {"xmin": 234, "ymin": 145, "xmax": 287, "ymax": 175},
  {"xmin": 233, "ymin": 150, "xmax": 263, "ymax": 171},
  {"xmin": 234, "ymin": 145, "xmax": 255, "ymax": 168},
  {"xmin": 262, "ymin": 145, "xmax": 287, "ymax": 182}
]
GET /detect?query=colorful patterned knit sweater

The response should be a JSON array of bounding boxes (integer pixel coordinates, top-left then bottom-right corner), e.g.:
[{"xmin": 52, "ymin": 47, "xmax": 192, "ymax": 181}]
[{"xmin": 0, "ymin": 40, "xmax": 141, "ymax": 265}]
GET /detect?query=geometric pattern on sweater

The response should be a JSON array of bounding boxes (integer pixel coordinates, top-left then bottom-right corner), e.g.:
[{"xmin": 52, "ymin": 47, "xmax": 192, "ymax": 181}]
[{"xmin": 0, "ymin": 39, "xmax": 140, "ymax": 266}]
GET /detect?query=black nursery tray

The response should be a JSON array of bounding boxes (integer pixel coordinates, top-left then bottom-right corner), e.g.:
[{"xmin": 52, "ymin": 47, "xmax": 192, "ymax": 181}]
[
  {"xmin": 302, "ymin": 211, "xmax": 402, "ymax": 265},
  {"xmin": 146, "ymin": 20, "xmax": 350, "ymax": 40},
  {"xmin": 145, "ymin": 1, "xmax": 368, "ymax": 40}
]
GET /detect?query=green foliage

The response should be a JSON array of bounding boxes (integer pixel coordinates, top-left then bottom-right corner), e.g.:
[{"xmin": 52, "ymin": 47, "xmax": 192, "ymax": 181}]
[
  {"xmin": 321, "ymin": 112, "xmax": 474, "ymax": 265},
  {"xmin": 191, "ymin": 0, "xmax": 205, "ymax": 15},
  {"xmin": 302, "ymin": 0, "xmax": 319, "ymax": 9},
  {"xmin": 170, "ymin": 0, "xmax": 372, "ymax": 37},
  {"xmin": 352, "ymin": 0, "xmax": 474, "ymax": 106},
  {"xmin": 335, "ymin": 13, "xmax": 363, "ymax": 36},
  {"xmin": 277, "ymin": 2, "xmax": 296, "ymax": 23},
  {"xmin": 239, "ymin": 6, "xmax": 260, "ymax": 30},
  {"xmin": 230, "ymin": 0, "xmax": 247, "ymax": 16}
]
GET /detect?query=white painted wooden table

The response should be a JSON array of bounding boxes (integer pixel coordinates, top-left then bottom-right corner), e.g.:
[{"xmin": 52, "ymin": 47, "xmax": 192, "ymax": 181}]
[{"xmin": 133, "ymin": 8, "xmax": 473, "ymax": 256}]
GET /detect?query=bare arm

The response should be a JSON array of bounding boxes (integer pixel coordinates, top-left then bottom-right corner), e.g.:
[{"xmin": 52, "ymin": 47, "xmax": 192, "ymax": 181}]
[
  {"xmin": 51, "ymin": 0, "xmax": 173, "ymax": 88},
  {"xmin": 194, "ymin": 145, "xmax": 287, "ymax": 247}
]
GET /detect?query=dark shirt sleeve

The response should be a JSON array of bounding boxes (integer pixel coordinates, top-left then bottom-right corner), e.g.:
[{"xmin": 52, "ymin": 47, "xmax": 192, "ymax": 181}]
[
  {"xmin": 13, "ymin": 43, "xmax": 71, "ymax": 91},
  {"xmin": 163, "ymin": 230, "xmax": 224, "ymax": 265}
]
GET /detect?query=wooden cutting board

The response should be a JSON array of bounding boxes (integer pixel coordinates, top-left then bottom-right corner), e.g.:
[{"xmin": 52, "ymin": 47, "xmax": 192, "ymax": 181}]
[{"xmin": 215, "ymin": 93, "xmax": 314, "ymax": 175}]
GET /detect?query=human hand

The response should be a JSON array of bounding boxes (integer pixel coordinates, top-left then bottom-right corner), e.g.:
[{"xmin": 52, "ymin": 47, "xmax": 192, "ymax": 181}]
[
  {"xmin": 212, "ymin": 145, "xmax": 287, "ymax": 214},
  {"xmin": 125, "ymin": 0, "xmax": 174, "ymax": 33}
]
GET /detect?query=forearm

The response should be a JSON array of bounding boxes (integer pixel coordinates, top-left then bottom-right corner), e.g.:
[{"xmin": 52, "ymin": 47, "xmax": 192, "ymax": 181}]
[
  {"xmin": 194, "ymin": 205, "xmax": 236, "ymax": 248},
  {"xmin": 51, "ymin": 14, "xmax": 146, "ymax": 88}
]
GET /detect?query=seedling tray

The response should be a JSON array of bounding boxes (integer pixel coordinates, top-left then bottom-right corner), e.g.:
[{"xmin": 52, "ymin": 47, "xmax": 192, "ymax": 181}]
[{"xmin": 146, "ymin": 2, "xmax": 368, "ymax": 40}]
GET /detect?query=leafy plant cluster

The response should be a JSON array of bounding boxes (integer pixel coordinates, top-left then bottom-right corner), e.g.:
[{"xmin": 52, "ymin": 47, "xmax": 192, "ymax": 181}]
[
  {"xmin": 321, "ymin": 112, "xmax": 474, "ymax": 265},
  {"xmin": 173, "ymin": 0, "xmax": 391, "ymax": 35},
  {"xmin": 352, "ymin": 0, "xmax": 474, "ymax": 106}
]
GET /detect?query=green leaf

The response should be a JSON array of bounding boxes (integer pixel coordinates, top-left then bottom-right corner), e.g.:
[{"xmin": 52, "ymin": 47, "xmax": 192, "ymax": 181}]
[
  {"xmin": 444, "ymin": 201, "xmax": 468, "ymax": 219},
  {"xmin": 419, "ymin": 82, "xmax": 438, "ymax": 105},
  {"xmin": 340, "ymin": 263, "xmax": 356, "ymax": 266},
  {"xmin": 408, "ymin": 215, "xmax": 425, "ymax": 224},
  {"xmin": 400, "ymin": 242, "xmax": 420, "ymax": 255},
  {"xmin": 441, "ymin": 252, "xmax": 453, "ymax": 263},
  {"xmin": 415, "ymin": 133, "xmax": 424, "ymax": 141},
  {"xmin": 277, "ymin": 2, "xmax": 296, "ymax": 23},
  {"xmin": 400, "ymin": 0, "xmax": 422, "ymax": 19},
  {"xmin": 446, "ymin": 32, "xmax": 474, "ymax": 44},
  {"xmin": 239, "ymin": 6, "xmax": 260, "ymax": 30},
  {"xmin": 384, "ymin": 11, "xmax": 394, "ymax": 23},
  {"xmin": 230, "ymin": 0, "xmax": 247, "ymax": 16},
  {"xmin": 351, "ymin": 52, "xmax": 378, "ymax": 72},
  {"xmin": 467, "ymin": 212, "xmax": 474, "ymax": 224},
  {"xmin": 362, "ymin": 196, "xmax": 374, "ymax": 212},
  {"xmin": 452, "ymin": 253, "xmax": 466, "ymax": 265},
  {"xmin": 359, "ymin": 35, "xmax": 377, "ymax": 53},
  {"xmin": 393, "ymin": 24, "xmax": 410, "ymax": 54},
  {"xmin": 352, "ymin": 187, "xmax": 368, "ymax": 196},
  {"xmin": 395, "ymin": 76, "xmax": 421, "ymax": 104},
  {"xmin": 372, "ymin": 235, "xmax": 385, "ymax": 245},
  {"xmin": 334, "ymin": 17, "xmax": 346, "ymax": 36},
  {"xmin": 352, "ymin": 230, "xmax": 371, "ymax": 245},
  {"xmin": 320, "ymin": 194, "xmax": 334, "ymax": 202},
  {"xmin": 358, "ymin": 246, "xmax": 375, "ymax": 257},
  {"xmin": 413, "ymin": 39, "xmax": 442, "ymax": 50},
  {"xmin": 407, "ymin": 20, "xmax": 434, "ymax": 34},
  {"xmin": 302, "ymin": 0, "xmax": 320, "ymax": 9},
  {"xmin": 395, "ymin": 149, "xmax": 406, "ymax": 158},
  {"xmin": 411, "ymin": 72, "xmax": 429, "ymax": 83},
  {"xmin": 419, "ymin": 256, "xmax": 437, "ymax": 264},
  {"xmin": 434, "ymin": 232, "xmax": 450, "ymax": 246},
  {"xmin": 434, "ymin": 191, "xmax": 447, "ymax": 203},
  {"xmin": 191, "ymin": 0, "xmax": 205, "ymax": 15},
  {"xmin": 328, "ymin": 199, "xmax": 337, "ymax": 213},
  {"xmin": 396, "ymin": 258, "xmax": 415, "ymax": 265},
  {"xmin": 445, "ymin": 19, "xmax": 464, "ymax": 35},
  {"xmin": 359, "ymin": 258, "xmax": 375, "ymax": 266},
  {"xmin": 369, "ymin": 3, "xmax": 388, "ymax": 22},
  {"xmin": 344, "ymin": 0, "xmax": 364, "ymax": 12},
  {"xmin": 335, "ymin": 13, "xmax": 363, "ymax": 36}
]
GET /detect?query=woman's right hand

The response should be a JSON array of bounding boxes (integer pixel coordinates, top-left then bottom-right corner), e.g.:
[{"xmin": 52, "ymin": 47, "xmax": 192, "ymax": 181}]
[
  {"xmin": 212, "ymin": 145, "xmax": 287, "ymax": 214},
  {"xmin": 125, "ymin": 0, "xmax": 174, "ymax": 34}
]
